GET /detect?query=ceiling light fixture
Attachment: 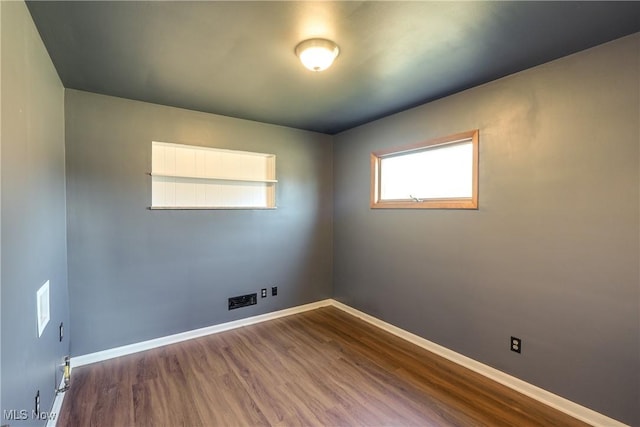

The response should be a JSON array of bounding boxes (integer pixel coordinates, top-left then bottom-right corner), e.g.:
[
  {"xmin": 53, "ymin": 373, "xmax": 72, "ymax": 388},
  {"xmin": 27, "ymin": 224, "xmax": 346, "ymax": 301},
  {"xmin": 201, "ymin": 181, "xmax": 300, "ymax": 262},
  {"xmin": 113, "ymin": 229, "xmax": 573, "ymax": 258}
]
[{"xmin": 295, "ymin": 38, "xmax": 340, "ymax": 72}]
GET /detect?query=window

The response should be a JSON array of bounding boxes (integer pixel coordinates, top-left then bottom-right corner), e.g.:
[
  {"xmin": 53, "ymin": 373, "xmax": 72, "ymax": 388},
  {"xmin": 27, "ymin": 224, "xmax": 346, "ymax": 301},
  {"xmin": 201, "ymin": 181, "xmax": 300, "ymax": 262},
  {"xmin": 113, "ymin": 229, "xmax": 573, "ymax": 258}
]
[
  {"xmin": 151, "ymin": 142, "xmax": 277, "ymax": 209},
  {"xmin": 37, "ymin": 280, "xmax": 50, "ymax": 337},
  {"xmin": 370, "ymin": 130, "xmax": 478, "ymax": 209}
]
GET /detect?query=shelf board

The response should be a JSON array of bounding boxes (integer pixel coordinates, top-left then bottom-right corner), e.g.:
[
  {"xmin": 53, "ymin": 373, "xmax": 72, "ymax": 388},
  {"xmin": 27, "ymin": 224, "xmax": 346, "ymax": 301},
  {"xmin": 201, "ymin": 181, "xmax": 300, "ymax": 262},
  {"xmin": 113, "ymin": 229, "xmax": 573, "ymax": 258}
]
[
  {"xmin": 150, "ymin": 173, "xmax": 277, "ymax": 183},
  {"xmin": 150, "ymin": 206, "xmax": 277, "ymax": 210}
]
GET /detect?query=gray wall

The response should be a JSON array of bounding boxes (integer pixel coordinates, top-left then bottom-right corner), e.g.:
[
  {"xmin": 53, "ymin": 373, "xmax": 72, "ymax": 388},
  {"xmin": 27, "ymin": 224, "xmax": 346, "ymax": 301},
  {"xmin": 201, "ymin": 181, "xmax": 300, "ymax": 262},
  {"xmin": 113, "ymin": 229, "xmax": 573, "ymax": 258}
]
[
  {"xmin": 65, "ymin": 89, "xmax": 333, "ymax": 356},
  {"xmin": 333, "ymin": 34, "xmax": 639, "ymax": 425},
  {"xmin": 1, "ymin": 0, "xmax": 3, "ymax": 415},
  {"xmin": 1, "ymin": 1, "xmax": 69, "ymax": 425},
  {"xmin": 1, "ymin": 0, "xmax": 3, "ymax": 416}
]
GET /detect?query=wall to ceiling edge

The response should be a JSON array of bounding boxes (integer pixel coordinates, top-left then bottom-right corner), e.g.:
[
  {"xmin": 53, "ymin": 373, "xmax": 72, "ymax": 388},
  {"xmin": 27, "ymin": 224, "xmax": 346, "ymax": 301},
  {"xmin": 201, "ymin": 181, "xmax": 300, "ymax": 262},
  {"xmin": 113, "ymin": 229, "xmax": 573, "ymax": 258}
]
[
  {"xmin": 333, "ymin": 33, "xmax": 640, "ymax": 425},
  {"xmin": 1, "ymin": 0, "xmax": 70, "ymax": 422}
]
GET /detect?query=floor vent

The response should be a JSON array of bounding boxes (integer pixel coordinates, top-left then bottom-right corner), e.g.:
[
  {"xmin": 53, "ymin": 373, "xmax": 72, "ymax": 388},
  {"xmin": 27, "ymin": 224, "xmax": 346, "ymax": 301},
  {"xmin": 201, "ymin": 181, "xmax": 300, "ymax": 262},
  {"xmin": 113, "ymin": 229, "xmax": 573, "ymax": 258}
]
[{"xmin": 228, "ymin": 293, "xmax": 257, "ymax": 310}]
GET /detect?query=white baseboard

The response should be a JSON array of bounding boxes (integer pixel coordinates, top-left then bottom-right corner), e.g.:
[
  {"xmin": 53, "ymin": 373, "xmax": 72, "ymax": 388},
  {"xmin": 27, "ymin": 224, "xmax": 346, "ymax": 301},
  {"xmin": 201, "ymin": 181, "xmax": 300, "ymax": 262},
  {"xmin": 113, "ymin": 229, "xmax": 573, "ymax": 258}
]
[
  {"xmin": 68, "ymin": 298, "xmax": 625, "ymax": 427},
  {"xmin": 330, "ymin": 300, "xmax": 626, "ymax": 427},
  {"xmin": 73, "ymin": 299, "xmax": 333, "ymax": 367},
  {"xmin": 46, "ymin": 375, "xmax": 68, "ymax": 427}
]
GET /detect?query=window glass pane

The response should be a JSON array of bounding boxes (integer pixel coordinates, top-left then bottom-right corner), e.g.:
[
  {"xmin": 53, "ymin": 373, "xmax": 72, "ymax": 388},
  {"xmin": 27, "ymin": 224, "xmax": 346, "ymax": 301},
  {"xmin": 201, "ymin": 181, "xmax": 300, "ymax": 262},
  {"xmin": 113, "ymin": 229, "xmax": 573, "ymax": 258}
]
[{"xmin": 380, "ymin": 141, "xmax": 473, "ymax": 200}]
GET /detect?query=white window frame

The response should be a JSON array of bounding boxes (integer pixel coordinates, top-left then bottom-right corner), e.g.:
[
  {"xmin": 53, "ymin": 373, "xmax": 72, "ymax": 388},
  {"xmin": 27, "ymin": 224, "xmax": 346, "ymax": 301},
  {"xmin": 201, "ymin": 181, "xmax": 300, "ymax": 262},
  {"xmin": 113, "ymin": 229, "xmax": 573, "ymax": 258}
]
[{"xmin": 370, "ymin": 130, "xmax": 479, "ymax": 209}]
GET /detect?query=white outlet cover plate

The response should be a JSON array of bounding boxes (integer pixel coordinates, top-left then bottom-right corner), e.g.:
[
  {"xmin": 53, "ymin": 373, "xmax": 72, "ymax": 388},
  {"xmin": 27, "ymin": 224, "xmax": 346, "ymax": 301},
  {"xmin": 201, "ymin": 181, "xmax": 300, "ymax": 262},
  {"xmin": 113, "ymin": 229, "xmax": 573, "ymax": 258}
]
[{"xmin": 37, "ymin": 280, "xmax": 50, "ymax": 337}]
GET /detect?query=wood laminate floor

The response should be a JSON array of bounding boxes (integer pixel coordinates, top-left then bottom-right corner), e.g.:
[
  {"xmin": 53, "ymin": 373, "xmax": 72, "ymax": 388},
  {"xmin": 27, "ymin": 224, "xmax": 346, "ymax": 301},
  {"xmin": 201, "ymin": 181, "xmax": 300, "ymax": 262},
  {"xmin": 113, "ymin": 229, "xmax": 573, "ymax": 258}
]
[{"xmin": 58, "ymin": 306, "xmax": 589, "ymax": 426}]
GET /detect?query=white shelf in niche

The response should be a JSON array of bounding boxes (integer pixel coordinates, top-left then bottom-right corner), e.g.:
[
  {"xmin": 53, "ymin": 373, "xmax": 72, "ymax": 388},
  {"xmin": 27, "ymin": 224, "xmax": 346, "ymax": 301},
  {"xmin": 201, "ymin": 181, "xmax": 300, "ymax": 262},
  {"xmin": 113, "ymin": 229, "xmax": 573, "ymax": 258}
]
[
  {"xmin": 150, "ymin": 206, "xmax": 277, "ymax": 210},
  {"xmin": 151, "ymin": 141, "xmax": 277, "ymax": 209},
  {"xmin": 149, "ymin": 172, "xmax": 277, "ymax": 184}
]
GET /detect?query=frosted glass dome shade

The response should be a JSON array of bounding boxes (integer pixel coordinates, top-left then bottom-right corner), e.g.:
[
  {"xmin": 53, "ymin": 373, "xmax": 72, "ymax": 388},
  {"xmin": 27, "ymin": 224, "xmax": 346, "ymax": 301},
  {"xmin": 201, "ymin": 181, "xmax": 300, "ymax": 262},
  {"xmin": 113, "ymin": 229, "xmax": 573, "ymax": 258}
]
[{"xmin": 295, "ymin": 39, "xmax": 340, "ymax": 72}]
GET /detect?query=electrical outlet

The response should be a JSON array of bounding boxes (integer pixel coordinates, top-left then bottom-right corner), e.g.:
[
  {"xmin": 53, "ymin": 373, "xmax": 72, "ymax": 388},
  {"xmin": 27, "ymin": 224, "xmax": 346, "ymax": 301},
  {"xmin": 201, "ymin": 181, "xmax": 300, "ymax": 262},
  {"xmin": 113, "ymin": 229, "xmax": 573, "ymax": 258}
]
[
  {"xmin": 261, "ymin": 288, "xmax": 267, "ymax": 298},
  {"xmin": 510, "ymin": 336, "xmax": 522, "ymax": 354},
  {"xmin": 35, "ymin": 390, "xmax": 40, "ymax": 416},
  {"xmin": 59, "ymin": 322, "xmax": 64, "ymax": 342},
  {"xmin": 271, "ymin": 286, "xmax": 278, "ymax": 296}
]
